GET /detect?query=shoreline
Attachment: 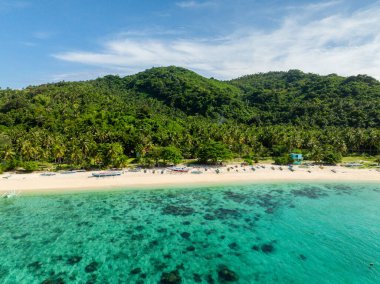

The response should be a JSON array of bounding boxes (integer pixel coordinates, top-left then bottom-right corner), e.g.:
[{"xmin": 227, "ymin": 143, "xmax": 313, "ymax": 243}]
[{"xmin": 1, "ymin": 165, "xmax": 379, "ymax": 195}]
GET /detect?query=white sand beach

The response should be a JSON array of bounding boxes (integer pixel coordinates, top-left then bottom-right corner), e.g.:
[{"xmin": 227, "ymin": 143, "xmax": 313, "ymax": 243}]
[{"xmin": 1, "ymin": 164, "xmax": 379, "ymax": 194}]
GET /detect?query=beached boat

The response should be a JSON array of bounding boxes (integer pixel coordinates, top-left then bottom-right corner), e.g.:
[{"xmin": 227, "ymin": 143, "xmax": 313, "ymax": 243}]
[
  {"xmin": 92, "ymin": 171, "xmax": 122, "ymax": 178},
  {"xmin": 40, "ymin": 172, "xmax": 56, "ymax": 176},
  {"xmin": 191, "ymin": 170, "xmax": 203, "ymax": 174},
  {"xmin": 60, "ymin": 171, "xmax": 77, "ymax": 174},
  {"xmin": 344, "ymin": 163, "xmax": 363, "ymax": 167},
  {"xmin": 128, "ymin": 168, "xmax": 141, "ymax": 172},
  {"xmin": 1, "ymin": 189, "xmax": 19, "ymax": 199},
  {"xmin": 167, "ymin": 167, "xmax": 190, "ymax": 173}
]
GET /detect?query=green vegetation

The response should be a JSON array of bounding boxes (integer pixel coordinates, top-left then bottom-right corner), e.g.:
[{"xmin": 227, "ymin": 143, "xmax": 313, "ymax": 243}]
[
  {"xmin": 274, "ymin": 155, "xmax": 294, "ymax": 165},
  {"xmin": 197, "ymin": 142, "xmax": 232, "ymax": 164},
  {"xmin": 0, "ymin": 66, "xmax": 379, "ymax": 171}
]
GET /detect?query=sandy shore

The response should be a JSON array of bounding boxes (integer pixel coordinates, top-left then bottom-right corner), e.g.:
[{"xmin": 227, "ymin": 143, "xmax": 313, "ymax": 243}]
[{"xmin": 1, "ymin": 165, "xmax": 379, "ymax": 194}]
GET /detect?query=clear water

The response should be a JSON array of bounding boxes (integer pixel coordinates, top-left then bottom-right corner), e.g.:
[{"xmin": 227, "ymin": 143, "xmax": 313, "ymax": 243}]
[{"xmin": 0, "ymin": 183, "xmax": 379, "ymax": 284}]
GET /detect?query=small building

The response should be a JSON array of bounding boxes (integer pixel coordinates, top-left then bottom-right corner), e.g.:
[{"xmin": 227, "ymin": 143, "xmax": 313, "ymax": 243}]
[{"xmin": 290, "ymin": 153, "xmax": 303, "ymax": 165}]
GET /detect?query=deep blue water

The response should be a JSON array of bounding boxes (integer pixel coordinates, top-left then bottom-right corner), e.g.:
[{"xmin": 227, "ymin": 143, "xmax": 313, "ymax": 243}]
[{"xmin": 0, "ymin": 182, "xmax": 379, "ymax": 283}]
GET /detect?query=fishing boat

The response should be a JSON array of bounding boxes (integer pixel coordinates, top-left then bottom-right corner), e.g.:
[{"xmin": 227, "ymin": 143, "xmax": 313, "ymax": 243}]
[
  {"xmin": 1, "ymin": 189, "xmax": 19, "ymax": 199},
  {"xmin": 40, "ymin": 172, "xmax": 56, "ymax": 176},
  {"xmin": 167, "ymin": 167, "xmax": 190, "ymax": 173},
  {"xmin": 344, "ymin": 163, "xmax": 363, "ymax": 167},
  {"xmin": 128, "ymin": 168, "xmax": 141, "ymax": 172},
  {"xmin": 60, "ymin": 170, "xmax": 77, "ymax": 174},
  {"xmin": 92, "ymin": 171, "xmax": 122, "ymax": 178}
]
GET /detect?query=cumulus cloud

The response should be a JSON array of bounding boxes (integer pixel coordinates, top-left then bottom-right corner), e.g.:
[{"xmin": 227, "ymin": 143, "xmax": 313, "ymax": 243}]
[{"xmin": 53, "ymin": 2, "xmax": 380, "ymax": 80}]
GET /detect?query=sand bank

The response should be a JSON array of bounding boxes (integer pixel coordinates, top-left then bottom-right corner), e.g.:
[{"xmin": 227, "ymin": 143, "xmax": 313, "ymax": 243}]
[{"xmin": 1, "ymin": 165, "xmax": 379, "ymax": 194}]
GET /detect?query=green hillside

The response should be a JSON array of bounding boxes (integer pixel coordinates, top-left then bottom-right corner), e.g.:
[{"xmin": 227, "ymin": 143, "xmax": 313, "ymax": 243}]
[
  {"xmin": 230, "ymin": 70, "xmax": 380, "ymax": 127},
  {"xmin": 0, "ymin": 66, "xmax": 379, "ymax": 171}
]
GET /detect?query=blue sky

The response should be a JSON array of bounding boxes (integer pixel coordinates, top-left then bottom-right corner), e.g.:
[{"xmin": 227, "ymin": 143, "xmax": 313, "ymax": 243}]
[{"xmin": 1, "ymin": 0, "xmax": 380, "ymax": 88}]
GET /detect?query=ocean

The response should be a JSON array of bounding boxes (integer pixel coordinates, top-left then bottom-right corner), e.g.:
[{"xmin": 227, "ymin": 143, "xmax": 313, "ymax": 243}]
[{"xmin": 0, "ymin": 182, "xmax": 379, "ymax": 283}]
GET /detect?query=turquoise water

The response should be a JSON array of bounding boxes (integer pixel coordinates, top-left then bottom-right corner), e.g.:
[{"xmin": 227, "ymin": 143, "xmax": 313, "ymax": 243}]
[{"xmin": 0, "ymin": 183, "xmax": 379, "ymax": 284}]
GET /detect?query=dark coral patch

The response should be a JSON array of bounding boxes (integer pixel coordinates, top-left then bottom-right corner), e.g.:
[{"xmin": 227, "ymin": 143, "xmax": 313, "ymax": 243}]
[
  {"xmin": 252, "ymin": 245, "xmax": 259, "ymax": 251},
  {"xmin": 159, "ymin": 269, "xmax": 182, "ymax": 284},
  {"xmin": 186, "ymin": 246, "xmax": 195, "ymax": 252},
  {"xmin": 261, "ymin": 243, "xmax": 275, "ymax": 254},
  {"xmin": 135, "ymin": 225, "xmax": 144, "ymax": 231},
  {"xmin": 67, "ymin": 256, "xmax": 82, "ymax": 265},
  {"xmin": 180, "ymin": 232, "xmax": 191, "ymax": 240},
  {"xmin": 84, "ymin": 261, "xmax": 99, "ymax": 273},
  {"xmin": 131, "ymin": 234, "xmax": 144, "ymax": 241},
  {"xmin": 162, "ymin": 205, "xmax": 195, "ymax": 216},
  {"xmin": 206, "ymin": 274, "xmax": 215, "ymax": 284},
  {"xmin": 193, "ymin": 273, "xmax": 202, "ymax": 282},
  {"xmin": 27, "ymin": 261, "xmax": 42, "ymax": 270},
  {"xmin": 218, "ymin": 265, "xmax": 239, "ymax": 282},
  {"xmin": 204, "ymin": 214, "xmax": 216, "ymax": 220},
  {"xmin": 291, "ymin": 187, "xmax": 328, "ymax": 199},
  {"xmin": 130, "ymin": 267, "xmax": 141, "ymax": 275},
  {"xmin": 228, "ymin": 242, "xmax": 239, "ymax": 250},
  {"xmin": 299, "ymin": 254, "xmax": 307, "ymax": 261},
  {"xmin": 223, "ymin": 191, "xmax": 248, "ymax": 203},
  {"xmin": 213, "ymin": 208, "xmax": 242, "ymax": 220},
  {"xmin": 41, "ymin": 277, "xmax": 65, "ymax": 284}
]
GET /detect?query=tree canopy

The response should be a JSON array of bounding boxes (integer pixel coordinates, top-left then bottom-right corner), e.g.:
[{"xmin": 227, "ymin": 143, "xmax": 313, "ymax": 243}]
[{"xmin": 0, "ymin": 66, "xmax": 379, "ymax": 170}]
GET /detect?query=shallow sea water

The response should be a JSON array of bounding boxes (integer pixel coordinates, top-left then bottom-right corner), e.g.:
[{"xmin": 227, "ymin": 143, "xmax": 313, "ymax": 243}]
[{"xmin": 0, "ymin": 182, "xmax": 379, "ymax": 283}]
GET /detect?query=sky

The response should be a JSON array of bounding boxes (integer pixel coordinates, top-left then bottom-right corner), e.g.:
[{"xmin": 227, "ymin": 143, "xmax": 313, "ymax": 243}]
[{"xmin": 1, "ymin": 0, "xmax": 380, "ymax": 88}]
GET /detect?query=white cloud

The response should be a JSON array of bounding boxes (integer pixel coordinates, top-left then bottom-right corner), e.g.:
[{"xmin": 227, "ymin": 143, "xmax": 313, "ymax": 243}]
[
  {"xmin": 176, "ymin": 1, "xmax": 216, "ymax": 9},
  {"xmin": 53, "ymin": 2, "xmax": 380, "ymax": 80}
]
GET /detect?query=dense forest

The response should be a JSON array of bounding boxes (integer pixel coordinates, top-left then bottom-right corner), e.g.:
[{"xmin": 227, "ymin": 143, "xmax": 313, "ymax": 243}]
[{"xmin": 0, "ymin": 66, "xmax": 379, "ymax": 171}]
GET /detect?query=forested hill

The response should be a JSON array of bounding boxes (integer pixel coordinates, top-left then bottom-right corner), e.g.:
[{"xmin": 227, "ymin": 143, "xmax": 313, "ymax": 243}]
[
  {"xmin": 0, "ymin": 66, "xmax": 379, "ymax": 170},
  {"xmin": 93, "ymin": 67, "xmax": 380, "ymax": 127},
  {"xmin": 229, "ymin": 70, "xmax": 380, "ymax": 127}
]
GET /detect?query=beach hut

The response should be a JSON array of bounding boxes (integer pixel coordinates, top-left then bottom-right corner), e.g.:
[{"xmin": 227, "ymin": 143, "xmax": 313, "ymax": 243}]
[{"xmin": 290, "ymin": 153, "xmax": 303, "ymax": 165}]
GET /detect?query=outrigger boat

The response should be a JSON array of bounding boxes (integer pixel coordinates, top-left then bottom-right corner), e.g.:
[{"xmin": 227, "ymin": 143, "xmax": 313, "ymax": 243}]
[
  {"xmin": 60, "ymin": 170, "xmax": 77, "ymax": 174},
  {"xmin": 167, "ymin": 167, "xmax": 190, "ymax": 173},
  {"xmin": 92, "ymin": 171, "xmax": 122, "ymax": 178},
  {"xmin": 40, "ymin": 172, "xmax": 56, "ymax": 176},
  {"xmin": 1, "ymin": 189, "xmax": 19, "ymax": 199}
]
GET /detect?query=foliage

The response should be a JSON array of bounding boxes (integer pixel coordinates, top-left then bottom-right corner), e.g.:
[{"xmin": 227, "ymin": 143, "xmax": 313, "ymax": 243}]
[
  {"xmin": 321, "ymin": 150, "xmax": 342, "ymax": 165},
  {"xmin": 274, "ymin": 154, "xmax": 293, "ymax": 165},
  {"xmin": 197, "ymin": 141, "xmax": 232, "ymax": 164},
  {"xmin": 160, "ymin": 146, "xmax": 183, "ymax": 165},
  {"xmin": 272, "ymin": 145, "xmax": 289, "ymax": 157},
  {"xmin": 375, "ymin": 156, "xmax": 380, "ymax": 164},
  {"xmin": 0, "ymin": 66, "xmax": 379, "ymax": 171},
  {"xmin": 22, "ymin": 161, "xmax": 39, "ymax": 172}
]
